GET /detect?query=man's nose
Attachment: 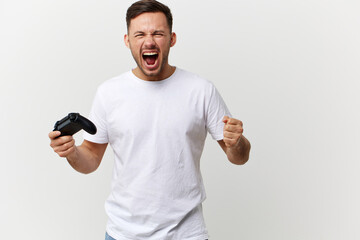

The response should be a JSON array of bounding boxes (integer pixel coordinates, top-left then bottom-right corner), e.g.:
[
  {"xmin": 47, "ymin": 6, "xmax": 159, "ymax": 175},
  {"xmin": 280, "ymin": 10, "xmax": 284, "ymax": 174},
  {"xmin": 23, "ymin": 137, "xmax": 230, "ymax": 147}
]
[{"xmin": 144, "ymin": 35, "xmax": 156, "ymax": 48}]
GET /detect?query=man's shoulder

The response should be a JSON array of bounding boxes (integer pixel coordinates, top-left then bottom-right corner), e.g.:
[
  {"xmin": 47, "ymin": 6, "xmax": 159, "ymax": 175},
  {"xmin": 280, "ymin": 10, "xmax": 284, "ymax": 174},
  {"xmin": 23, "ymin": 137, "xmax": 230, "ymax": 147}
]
[
  {"xmin": 175, "ymin": 68, "xmax": 213, "ymax": 88},
  {"xmin": 98, "ymin": 71, "xmax": 133, "ymax": 91}
]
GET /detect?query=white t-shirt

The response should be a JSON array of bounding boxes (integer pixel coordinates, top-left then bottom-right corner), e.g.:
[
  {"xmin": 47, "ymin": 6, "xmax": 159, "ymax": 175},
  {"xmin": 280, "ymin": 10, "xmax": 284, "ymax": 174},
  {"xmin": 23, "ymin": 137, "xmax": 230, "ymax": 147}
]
[{"xmin": 84, "ymin": 68, "xmax": 231, "ymax": 240}]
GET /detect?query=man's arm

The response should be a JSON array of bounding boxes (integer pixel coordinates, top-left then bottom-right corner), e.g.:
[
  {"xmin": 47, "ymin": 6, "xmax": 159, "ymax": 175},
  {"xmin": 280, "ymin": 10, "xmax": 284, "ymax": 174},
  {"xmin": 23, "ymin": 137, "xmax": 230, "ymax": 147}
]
[
  {"xmin": 49, "ymin": 131, "xmax": 108, "ymax": 174},
  {"xmin": 217, "ymin": 116, "xmax": 251, "ymax": 165}
]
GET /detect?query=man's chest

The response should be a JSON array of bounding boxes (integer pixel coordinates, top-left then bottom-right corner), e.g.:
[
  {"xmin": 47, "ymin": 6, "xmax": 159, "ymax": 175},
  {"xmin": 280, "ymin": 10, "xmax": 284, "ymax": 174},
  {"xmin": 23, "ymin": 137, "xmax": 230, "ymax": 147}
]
[{"xmin": 105, "ymin": 89, "xmax": 208, "ymax": 144}]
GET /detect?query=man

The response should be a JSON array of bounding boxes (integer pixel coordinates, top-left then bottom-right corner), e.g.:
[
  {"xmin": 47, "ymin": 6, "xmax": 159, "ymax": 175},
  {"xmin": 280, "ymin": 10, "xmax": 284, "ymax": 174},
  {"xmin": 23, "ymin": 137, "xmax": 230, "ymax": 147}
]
[{"xmin": 49, "ymin": 0, "xmax": 251, "ymax": 239}]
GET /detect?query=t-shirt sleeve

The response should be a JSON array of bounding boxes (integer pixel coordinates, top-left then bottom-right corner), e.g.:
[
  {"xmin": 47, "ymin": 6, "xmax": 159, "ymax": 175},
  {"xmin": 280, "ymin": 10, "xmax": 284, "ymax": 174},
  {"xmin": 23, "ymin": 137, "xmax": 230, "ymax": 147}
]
[
  {"xmin": 83, "ymin": 87, "xmax": 109, "ymax": 144},
  {"xmin": 205, "ymin": 83, "xmax": 232, "ymax": 141}
]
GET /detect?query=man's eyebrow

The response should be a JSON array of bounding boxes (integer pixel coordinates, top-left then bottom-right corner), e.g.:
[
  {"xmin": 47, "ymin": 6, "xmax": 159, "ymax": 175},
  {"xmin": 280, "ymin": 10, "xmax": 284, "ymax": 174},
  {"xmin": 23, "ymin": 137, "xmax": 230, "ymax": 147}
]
[
  {"xmin": 133, "ymin": 31, "xmax": 145, "ymax": 35},
  {"xmin": 153, "ymin": 30, "xmax": 165, "ymax": 33}
]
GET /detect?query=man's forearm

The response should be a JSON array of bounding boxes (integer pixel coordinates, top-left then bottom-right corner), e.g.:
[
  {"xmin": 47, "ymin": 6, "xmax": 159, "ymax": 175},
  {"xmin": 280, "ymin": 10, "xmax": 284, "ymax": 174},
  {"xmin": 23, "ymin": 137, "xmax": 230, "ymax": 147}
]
[
  {"xmin": 49, "ymin": 131, "xmax": 107, "ymax": 174},
  {"xmin": 226, "ymin": 135, "xmax": 251, "ymax": 165},
  {"xmin": 66, "ymin": 144, "xmax": 102, "ymax": 174}
]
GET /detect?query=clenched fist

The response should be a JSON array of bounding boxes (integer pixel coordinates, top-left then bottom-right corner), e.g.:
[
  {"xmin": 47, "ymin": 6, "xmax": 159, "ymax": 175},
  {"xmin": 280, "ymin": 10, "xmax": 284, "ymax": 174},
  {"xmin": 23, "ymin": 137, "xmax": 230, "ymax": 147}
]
[{"xmin": 222, "ymin": 116, "xmax": 244, "ymax": 148}]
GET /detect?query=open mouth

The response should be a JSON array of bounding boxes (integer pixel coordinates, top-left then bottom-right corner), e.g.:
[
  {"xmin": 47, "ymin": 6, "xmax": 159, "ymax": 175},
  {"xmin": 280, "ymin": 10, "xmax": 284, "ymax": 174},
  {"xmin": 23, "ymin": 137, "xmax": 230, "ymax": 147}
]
[{"xmin": 142, "ymin": 52, "xmax": 159, "ymax": 67}]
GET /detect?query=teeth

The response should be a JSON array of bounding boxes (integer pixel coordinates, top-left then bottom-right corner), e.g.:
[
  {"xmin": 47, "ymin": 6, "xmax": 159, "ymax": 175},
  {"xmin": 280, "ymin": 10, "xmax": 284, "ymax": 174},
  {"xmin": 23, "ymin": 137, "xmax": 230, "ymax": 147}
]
[{"xmin": 143, "ymin": 52, "xmax": 158, "ymax": 56}]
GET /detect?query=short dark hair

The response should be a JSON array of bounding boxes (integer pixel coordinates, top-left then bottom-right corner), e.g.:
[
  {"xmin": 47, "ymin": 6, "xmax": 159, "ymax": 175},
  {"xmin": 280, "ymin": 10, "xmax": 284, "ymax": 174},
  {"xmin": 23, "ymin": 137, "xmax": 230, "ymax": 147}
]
[{"xmin": 126, "ymin": 0, "xmax": 173, "ymax": 32}]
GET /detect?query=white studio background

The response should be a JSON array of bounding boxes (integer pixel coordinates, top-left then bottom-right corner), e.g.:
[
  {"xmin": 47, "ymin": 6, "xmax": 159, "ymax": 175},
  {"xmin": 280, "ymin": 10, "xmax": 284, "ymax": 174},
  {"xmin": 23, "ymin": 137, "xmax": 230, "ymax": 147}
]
[{"xmin": 1, "ymin": 0, "xmax": 359, "ymax": 239}]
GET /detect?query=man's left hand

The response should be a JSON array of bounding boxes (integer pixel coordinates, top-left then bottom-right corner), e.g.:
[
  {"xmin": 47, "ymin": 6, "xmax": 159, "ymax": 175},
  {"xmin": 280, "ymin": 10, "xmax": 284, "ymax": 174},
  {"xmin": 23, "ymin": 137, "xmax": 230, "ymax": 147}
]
[{"xmin": 222, "ymin": 116, "xmax": 244, "ymax": 148}]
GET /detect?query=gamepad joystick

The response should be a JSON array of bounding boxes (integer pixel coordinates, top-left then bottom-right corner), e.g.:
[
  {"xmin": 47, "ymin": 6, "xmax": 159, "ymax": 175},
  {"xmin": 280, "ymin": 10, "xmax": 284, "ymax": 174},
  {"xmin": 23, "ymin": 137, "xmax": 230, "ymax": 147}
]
[{"xmin": 53, "ymin": 113, "xmax": 97, "ymax": 137}]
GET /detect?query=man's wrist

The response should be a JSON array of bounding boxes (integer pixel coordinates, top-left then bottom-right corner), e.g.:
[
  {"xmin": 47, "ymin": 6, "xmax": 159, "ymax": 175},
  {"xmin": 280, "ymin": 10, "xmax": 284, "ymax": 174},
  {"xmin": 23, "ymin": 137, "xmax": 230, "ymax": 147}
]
[{"xmin": 227, "ymin": 135, "xmax": 250, "ymax": 164}]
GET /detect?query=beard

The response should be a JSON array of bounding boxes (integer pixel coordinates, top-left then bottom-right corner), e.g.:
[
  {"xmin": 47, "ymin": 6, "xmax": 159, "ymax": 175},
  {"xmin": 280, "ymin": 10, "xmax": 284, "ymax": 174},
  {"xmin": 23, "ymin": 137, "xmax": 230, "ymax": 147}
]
[
  {"xmin": 134, "ymin": 52, "xmax": 169, "ymax": 78},
  {"xmin": 129, "ymin": 41, "xmax": 172, "ymax": 80}
]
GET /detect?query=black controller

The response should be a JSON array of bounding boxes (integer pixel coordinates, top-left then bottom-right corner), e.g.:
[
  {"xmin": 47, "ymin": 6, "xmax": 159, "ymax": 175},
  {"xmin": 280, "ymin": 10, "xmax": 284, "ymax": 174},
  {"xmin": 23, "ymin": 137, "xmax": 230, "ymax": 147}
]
[{"xmin": 53, "ymin": 113, "xmax": 97, "ymax": 137}]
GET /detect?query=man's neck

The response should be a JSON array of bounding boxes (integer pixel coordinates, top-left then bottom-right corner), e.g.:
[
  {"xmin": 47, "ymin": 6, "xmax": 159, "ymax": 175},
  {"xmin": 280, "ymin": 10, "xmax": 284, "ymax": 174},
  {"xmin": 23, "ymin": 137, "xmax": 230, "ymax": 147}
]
[{"xmin": 132, "ymin": 65, "xmax": 176, "ymax": 81}]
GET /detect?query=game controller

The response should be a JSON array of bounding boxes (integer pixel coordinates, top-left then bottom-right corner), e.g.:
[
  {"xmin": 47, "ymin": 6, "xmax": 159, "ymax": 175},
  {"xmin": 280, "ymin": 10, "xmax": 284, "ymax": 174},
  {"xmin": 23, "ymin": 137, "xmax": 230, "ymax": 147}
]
[{"xmin": 53, "ymin": 113, "xmax": 97, "ymax": 137}]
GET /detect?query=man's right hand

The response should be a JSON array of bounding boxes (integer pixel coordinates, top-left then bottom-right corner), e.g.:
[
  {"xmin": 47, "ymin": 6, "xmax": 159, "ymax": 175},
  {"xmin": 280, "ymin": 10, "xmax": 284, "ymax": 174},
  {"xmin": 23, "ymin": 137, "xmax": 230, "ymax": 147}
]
[
  {"xmin": 48, "ymin": 131, "xmax": 107, "ymax": 174},
  {"xmin": 49, "ymin": 131, "xmax": 76, "ymax": 158}
]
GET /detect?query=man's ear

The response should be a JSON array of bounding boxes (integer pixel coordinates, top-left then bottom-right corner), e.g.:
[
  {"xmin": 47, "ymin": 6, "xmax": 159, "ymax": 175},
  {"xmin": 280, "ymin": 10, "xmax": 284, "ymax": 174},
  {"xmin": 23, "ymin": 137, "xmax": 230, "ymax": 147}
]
[
  {"xmin": 124, "ymin": 34, "xmax": 130, "ymax": 48},
  {"xmin": 170, "ymin": 32, "xmax": 177, "ymax": 47}
]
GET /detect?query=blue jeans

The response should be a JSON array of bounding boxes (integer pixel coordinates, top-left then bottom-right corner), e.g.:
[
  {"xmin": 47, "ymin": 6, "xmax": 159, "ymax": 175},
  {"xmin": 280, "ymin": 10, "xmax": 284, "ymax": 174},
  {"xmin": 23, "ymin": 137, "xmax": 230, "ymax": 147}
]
[{"xmin": 105, "ymin": 232, "xmax": 116, "ymax": 240}]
